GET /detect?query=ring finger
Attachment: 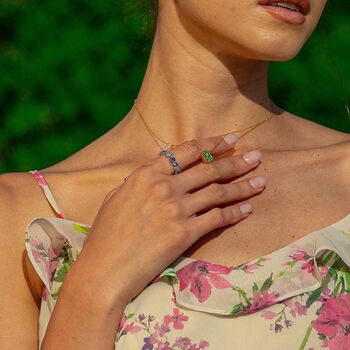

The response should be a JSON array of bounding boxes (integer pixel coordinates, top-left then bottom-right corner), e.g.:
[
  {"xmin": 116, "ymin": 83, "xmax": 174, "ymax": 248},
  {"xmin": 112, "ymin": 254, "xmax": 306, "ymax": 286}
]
[{"xmin": 150, "ymin": 133, "xmax": 238, "ymax": 175}]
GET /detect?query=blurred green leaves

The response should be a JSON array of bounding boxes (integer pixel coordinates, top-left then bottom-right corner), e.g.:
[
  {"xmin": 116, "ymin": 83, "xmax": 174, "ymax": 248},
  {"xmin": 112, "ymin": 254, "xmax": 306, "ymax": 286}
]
[
  {"xmin": 269, "ymin": 0, "xmax": 350, "ymax": 131},
  {"xmin": 1, "ymin": 0, "xmax": 349, "ymax": 173}
]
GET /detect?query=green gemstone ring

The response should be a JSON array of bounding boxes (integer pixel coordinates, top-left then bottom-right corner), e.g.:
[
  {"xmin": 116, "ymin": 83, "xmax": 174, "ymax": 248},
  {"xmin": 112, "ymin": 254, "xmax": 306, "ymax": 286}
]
[{"xmin": 201, "ymin": 150, "xmax": 214, "ymax": 164}]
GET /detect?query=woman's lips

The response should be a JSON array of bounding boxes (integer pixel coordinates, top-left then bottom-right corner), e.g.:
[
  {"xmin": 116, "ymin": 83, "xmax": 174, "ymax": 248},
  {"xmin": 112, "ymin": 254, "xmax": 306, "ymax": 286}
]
[{"xmin": 259, "ymin": 4, "xmax": 306, "ymax": 25}]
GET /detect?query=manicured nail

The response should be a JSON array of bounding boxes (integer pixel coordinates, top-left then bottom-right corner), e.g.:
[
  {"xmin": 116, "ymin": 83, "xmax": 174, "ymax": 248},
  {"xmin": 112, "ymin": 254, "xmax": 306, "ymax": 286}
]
[
  {"xmin": 243, "ymin": 150, "xmax": 262, "ymax": 165},
  {"xmin": 240, "ymin": 203, "xmax": 253, "ymax": 215},
  {"xmin": 249, "ymin": 176, "xmax": 266, "ymax": 189},
  {"xmin": 224, "ymin": 133, "xmax": 238, "ymax": 144}
]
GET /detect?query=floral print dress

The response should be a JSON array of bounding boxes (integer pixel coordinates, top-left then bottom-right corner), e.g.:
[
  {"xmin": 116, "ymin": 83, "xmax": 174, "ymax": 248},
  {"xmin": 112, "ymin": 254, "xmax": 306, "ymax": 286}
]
[{"xmin": 25, "ymin": 170, "xmax": 350, "ymax": 350}]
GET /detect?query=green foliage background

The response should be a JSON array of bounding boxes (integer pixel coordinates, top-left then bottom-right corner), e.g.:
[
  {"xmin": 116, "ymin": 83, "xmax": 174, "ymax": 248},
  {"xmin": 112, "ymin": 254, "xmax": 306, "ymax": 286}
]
[{"xmin": 1, "ymin": 0, "xmax": 349, "ymax": 173}]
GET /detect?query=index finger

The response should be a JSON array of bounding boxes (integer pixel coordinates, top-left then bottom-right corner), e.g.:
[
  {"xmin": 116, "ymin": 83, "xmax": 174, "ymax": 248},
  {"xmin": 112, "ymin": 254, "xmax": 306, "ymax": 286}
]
[{"xmin": 152, "ymin": 133, "xmax": 238, "ymax": 175}]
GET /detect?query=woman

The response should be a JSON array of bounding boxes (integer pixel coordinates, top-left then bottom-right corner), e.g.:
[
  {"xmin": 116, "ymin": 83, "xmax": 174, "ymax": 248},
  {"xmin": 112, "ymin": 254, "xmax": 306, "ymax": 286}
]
[{"xmin": 1, "ymin": 0, "xmax": 350, "ymax": 349}]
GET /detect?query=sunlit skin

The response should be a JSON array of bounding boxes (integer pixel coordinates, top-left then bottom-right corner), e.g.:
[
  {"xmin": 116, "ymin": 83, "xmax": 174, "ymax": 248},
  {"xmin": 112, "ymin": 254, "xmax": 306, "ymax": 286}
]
[
  {"xmin": 3, "ymin": 0, "xmax": 350, "ymax": 324},
  {"xmin": 171, "ymin": 0, "xmax": 326, "ymax": 61},
  {"xmin": 2, "ymin": 1, "xmax": 350, "ymax": 347},
  {"xmin": 129, "ymin": 0, "xmax": 327, "ymax": 146},
  {"xmin": 34, "ymin": 0, "xmax": 349, "ymax": 267}
]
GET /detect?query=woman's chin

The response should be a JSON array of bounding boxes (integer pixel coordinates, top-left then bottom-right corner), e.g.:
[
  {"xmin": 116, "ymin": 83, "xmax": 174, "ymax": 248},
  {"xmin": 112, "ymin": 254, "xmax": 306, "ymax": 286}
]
[
  {"xmin": 221, "ymin": 33, "xmax": 306, "ymax": 62},
  {"xmin": 250, "ymin": 43, "xmax": 304, "ymax": 62}
]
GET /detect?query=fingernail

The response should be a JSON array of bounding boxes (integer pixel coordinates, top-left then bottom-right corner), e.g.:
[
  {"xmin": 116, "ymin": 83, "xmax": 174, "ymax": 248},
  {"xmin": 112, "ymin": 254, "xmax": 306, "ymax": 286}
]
[
  {"xmin": 249, "ymin": 176, "xmax": 266, "ymax": 189},
  {"xmin": 240, "ymin": 203, "xmax": 253, "ymax": 215},
  {"xmin": 224, "ymin": 133, "xmax": 238, "ymax": 144},
  {"xmin": 243, "ymin": 150, "xmax": 262, "ymax": 165}
]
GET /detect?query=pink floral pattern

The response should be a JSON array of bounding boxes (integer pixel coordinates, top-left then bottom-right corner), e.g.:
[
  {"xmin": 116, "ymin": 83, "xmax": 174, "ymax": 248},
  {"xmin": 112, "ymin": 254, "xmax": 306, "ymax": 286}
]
[
  {"xmin": 282, "ymin": 248, "xmax": 315, "ymax": 273},
  {"xmin": 29, "ymin": 170, "xmax": 65, "ymax": 219},
  {"xmin": 236, "ymin": 256, "xmax": 271, "ymax": 274},
  {"xmin": 239, "ymin": 290, "xmax": 280, "ymax": 315},
  {"xmin": 29, "ymin": 235, "xmax": 62, "ymax": 284},
  {"xmin": 176, "ymin": 260, "xmax": 232, "ymax": 302},
  {"xmin": 260, "ymin": 294, "xmax": 308, "ymax": 333},
  {"xmin": 311, "ymin": 293, "xmax": 350, "ymax": 350},
  {"xmin": 116, "ymin": 305, "xmax": 210, "ymax": 349},
  {"xmin": 24, "ymin": 170, "xmax": 350, "ymax": 349},
  {"xmin": 163, "ymin": 308, "xmax": 189, "ymax": 329}
]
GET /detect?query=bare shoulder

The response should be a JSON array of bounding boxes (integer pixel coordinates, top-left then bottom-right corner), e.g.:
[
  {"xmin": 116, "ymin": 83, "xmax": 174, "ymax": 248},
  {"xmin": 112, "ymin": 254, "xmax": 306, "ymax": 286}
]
[
  {"xmin": 332, "ymin": 138, "xmax": 350, "ymax": 190},
  {"xmin": 284, "ymin": 110, "xmax": 350, "ymax": 189},
  {"xmin": 0, "ymin": 171, "xmax": 58, "ymax": 303},
  {"xmin": 281, "ymin": 110, "xmax": 350, "ymax": 147},
  {"xmin": 0, "ymin": 171, "xmax": 56, "ymax": 221},
  {"xmin": 0, "ymin": 172, "xmax": 44, "ymax": 346},
  {"xmin": 0, "ymin": 171, "xmax": 70, "ymax": 346}
]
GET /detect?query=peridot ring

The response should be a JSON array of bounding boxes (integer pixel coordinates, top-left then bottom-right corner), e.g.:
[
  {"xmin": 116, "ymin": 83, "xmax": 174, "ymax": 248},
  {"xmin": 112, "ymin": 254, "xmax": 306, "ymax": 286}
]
[{"xmin": 201, "ymin": 150, "xmax": 214, "ymax": 164}]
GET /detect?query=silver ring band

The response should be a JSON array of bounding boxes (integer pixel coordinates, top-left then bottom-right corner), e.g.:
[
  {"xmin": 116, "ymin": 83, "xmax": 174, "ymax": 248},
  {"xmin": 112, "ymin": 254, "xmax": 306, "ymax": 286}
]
[{"xmin": 159, "ymin": 150, "xmax": 181, "ymax": 174}]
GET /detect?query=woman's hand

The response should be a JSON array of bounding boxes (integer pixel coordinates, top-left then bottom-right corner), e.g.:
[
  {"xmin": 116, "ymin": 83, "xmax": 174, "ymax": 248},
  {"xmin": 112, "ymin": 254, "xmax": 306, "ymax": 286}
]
[{"xmin": 67, "ymin": 133, "xmax": 266, "ymax": 310}]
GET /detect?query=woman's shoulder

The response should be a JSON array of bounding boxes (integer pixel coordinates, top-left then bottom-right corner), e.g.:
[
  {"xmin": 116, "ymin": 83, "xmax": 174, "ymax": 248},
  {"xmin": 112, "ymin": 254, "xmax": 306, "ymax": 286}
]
[
  {"xmin": 0, "ymin": 171, "xmax": 57, "ymax": 306},
  {"xmin": 272, "ymin": 110, "xmax": 349, "ymax": 184},
  {"xmin": 0, "ymin": 171, "xmax": 57, "ymax": 222},
  {"xmin": 0, "ymin": 171, "xmax": 61, "ymax": 216},
  {"xmin": 0, "ymin": 168, "xmax": 108, "ymax": 304},
  {"xmin": 281, "ymin": 110, "xmax": 350, "ymax": 147}
]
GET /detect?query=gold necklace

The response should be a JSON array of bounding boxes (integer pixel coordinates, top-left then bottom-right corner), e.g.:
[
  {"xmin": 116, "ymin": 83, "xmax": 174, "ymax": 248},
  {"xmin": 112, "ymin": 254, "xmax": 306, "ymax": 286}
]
[{"xmin": 133, "ymin": 99, "xmax": 277, "ymax": 155}]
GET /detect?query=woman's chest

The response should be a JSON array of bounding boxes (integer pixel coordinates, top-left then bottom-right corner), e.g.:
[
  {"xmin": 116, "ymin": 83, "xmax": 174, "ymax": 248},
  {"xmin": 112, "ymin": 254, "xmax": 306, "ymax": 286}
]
[{"xmin": 181, "ymin": 147, "xmax": 350, "ymax": 268}]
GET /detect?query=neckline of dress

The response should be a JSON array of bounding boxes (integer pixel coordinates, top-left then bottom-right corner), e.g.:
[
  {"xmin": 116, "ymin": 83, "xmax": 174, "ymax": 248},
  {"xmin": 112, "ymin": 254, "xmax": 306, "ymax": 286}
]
[
  {"xmin": 27, "ymin": 211, "xmax": 350, "ymax": 274},
  {"xmin": 174, "ymin": 211, "xmax": 350, "ymax": 271},
  {"xmin": 25, "ymin": 211, "xmax": 350, "ymax": 314}
]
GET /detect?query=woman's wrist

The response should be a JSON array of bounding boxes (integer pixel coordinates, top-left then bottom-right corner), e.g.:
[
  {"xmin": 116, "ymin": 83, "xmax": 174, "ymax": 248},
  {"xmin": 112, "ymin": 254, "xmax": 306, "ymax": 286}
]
[
  {"xmin": 41, "ymin": 263, "xmax": 128, "ymax": 349},
  {"xmin": 63, "ymin": 253, "xmax": 130, "ymax": 315},
  {"xmin": 42, "ymin": 295, "xmax": 124, "ymax": 349}
]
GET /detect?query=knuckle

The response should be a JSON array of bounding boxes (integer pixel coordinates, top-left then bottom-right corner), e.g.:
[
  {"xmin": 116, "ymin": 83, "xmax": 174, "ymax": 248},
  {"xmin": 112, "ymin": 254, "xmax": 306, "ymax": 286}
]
[
  {"xmin": 164, "ymin": 201, "xmax": 183, "ymax": 219},
  {"xmin": 152, "ymin": 180, "xmax": 173, "ymax": 199},
  {"xmin": 182, "ymin": 139, "xmax": 201, "ymax": 157},
  {"xmin": 203, "ymin": 162, "xmax": 220, "ymax": 180},
  {"xmin": 226, "ymin": 207, "xmax": 238, "ymax": 223},
  {"xmin": 212, "ymin": 208, "xmax": 225, "ymax": 226},
  {"xmin": 229, "ymin": 156, "xmax": 245, "ymax": 172},
  {"xmin": 230, "ymin": 182, "xmax": 243, "ymax": 198},
  {"xmin": 208, "ymin": 183, "xmax": 226, "ymax": 201}
]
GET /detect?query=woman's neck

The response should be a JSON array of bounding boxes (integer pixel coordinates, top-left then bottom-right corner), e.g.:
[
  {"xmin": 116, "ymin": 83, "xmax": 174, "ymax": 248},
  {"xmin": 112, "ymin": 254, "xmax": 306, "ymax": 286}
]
[{"xmin": 128, "ymin": 1, "xmax": 282, "ymax": 152}]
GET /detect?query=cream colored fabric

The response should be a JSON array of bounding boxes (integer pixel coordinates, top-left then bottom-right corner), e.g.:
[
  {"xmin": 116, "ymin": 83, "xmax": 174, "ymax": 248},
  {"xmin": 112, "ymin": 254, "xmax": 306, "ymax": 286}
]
[
  {"xmin": 25, "ymin": 213, "xmax": 350, "ymax": 349},
  {"xmin": 26, "ymin": 170, "xmax": 350, "ymax": 349}
]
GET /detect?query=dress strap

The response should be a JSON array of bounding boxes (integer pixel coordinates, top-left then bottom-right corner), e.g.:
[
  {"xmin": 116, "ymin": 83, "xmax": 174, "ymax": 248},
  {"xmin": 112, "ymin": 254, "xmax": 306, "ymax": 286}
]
[{"xmin": 29, "ymin": 170, "xmax": 65, "ymax": 219}]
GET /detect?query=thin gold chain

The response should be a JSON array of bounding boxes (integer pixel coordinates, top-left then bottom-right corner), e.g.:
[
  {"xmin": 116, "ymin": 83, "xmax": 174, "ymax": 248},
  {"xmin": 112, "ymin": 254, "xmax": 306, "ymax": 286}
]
[{"xmin": 133, "ymin": 99, "xmax": 277, "ymax": 153}]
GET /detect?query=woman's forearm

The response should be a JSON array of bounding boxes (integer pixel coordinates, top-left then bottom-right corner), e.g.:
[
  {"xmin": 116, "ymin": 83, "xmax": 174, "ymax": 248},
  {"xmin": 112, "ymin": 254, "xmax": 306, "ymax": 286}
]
[{"xmin": 41, "ymin": 262, "xmax": 128, "ymax": 350}]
